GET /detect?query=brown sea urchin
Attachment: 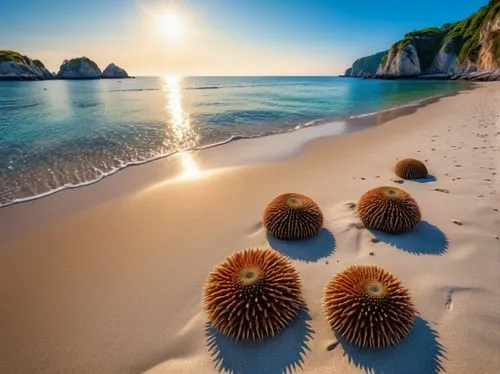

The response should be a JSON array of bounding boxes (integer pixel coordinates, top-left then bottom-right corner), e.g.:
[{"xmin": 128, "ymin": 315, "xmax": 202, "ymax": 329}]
[
  {"xmin": 323, "ymin": 265, "xmax": 416, "ymax": 348},
  {"xmin": 203, "ymin": 248, "xmax": 303, "ymax": 341},
  {"xmin": 357, "ymin": 186, "xmax": 421, "ymax": 234},
  {"xmin": 394, "ymin": 158, "xmax": 428, "ymax": 180},
  {"xmin": 263, "ymin": 193, "xmax": 323, "ymax": 240}
]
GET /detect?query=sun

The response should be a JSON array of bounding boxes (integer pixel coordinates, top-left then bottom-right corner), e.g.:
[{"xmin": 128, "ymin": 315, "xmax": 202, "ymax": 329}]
[{"xmin": 156, "ymin": 12, "xmax": 184, "ymax": 41}]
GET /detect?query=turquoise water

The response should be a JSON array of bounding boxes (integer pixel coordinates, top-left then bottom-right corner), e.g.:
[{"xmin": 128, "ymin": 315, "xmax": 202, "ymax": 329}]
[{"xmin": 0, "ymin": 76, "xmax": 468, "ymax": 206}]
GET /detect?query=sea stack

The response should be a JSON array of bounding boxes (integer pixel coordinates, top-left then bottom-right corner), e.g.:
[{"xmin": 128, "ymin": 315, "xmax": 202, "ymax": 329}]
[
  {"xmin": 102, "ymin": 63, "xmax": 130, "ymax": 78},
  {"xmin": 57, "ymin": 57, "xmax": 102, "ymax": 79}
]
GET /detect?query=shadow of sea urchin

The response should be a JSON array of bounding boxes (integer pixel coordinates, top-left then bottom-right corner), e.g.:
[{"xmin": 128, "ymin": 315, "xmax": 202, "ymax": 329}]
[
  {"xmin": 357, "ymin": 186, "xmax": 421, "ymax": 234},
  {"xmin": 203, "ymin": 248, "xmax": 303, "ymax": 341},
  {"xmin": 323, "ymin": 265, "xmax": 416, "ymax": 349},
  {"xmin": 395, "ymin": 158, "xmax": 428, "ymax": 180},
  {"xmin": 263, "ymin": 193, "xmax": 323, "ymax": 240}
]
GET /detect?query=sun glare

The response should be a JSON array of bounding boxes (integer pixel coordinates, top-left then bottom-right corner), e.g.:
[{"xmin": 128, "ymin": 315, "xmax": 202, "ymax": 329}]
[{"xmin": 156, "ymin": 12, "xmax": 184, "ymax": 41}]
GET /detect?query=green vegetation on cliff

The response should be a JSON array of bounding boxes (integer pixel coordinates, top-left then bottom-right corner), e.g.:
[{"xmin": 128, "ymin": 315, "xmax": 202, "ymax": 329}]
[
  {"xmin": 0, "ymin": 50, "xmax": 31, "ymax": 64},
  {"xmin": 444, "ymin": 0, "xmax": 500, "ymax": 62},
  {"xmin": 59, "ymin": 57, "xmax": 100, "ymax": 73}
]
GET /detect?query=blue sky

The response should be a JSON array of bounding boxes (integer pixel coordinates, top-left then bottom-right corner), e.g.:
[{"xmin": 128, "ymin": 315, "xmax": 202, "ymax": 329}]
[{"xmin": 0, "ymin": 0, "xmax": 489, "ymax": 75}]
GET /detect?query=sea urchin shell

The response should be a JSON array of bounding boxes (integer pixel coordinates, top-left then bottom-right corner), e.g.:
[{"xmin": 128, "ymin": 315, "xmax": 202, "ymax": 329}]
[
  {"xmin": 323, "ymin": 265, "xmax": 416, "ymax": 348},
  {"xmin": 357, "ymin": 186, "xmax": 421, "ymax": 234},
  {"xmin": 263, "ymin": 193, "xmax": 323, "ymax": 240},
  {"xmin": 394, "ymin": 158, "xmax": 428, "ymax": 180},
  {"xmin": 203, "ymin": 248, "xmax": 303, "ymax": 341}
]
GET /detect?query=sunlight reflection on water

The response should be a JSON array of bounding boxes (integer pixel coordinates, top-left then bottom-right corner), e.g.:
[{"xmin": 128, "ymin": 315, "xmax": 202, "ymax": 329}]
[{"xmin": 164, "ymin": 74, "xmax": 202, "ymax": 179}]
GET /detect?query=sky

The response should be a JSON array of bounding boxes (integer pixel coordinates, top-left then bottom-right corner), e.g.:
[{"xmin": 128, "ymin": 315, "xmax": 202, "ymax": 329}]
[{"xmin": 0, "ymin": 0, "xmax": 490, "ymax": 76}]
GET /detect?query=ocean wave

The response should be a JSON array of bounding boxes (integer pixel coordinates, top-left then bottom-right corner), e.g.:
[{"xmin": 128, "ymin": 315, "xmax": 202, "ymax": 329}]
[{"xmin": 108, "ymin": 88, "xmax": 160, "ymax": 92}]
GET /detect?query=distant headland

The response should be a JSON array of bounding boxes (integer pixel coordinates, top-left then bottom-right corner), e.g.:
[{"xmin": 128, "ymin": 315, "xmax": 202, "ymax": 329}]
[
  {"xmin": 342, "ymin": 0, "xmax": 499, "ymax": 81},
  {"xmin": 0, "ymin": 50, "xmax": 131, "ymax": 81}
]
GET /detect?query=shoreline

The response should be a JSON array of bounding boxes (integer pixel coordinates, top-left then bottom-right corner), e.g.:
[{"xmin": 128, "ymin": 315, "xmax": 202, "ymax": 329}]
[
  {"xmin": 0, "ymin": 83, "xmax": 473, "ymax": 213},
  {"xmin": 0, "ymin": 82, "xmax": 498, "ymax": 374},
  {"xmin": 0, "ymin": 86, "xmax": 473, "ymax": 243}
]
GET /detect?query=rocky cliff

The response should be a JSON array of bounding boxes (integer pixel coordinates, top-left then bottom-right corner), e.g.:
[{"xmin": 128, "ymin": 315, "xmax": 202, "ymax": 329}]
[
  {"xmin": 0, "ymin": 50, "xmax": 54, "ymax": 80},
  {"xmin": 347, "ymin": 0, "xmax": 500, "ymax": 80},
  {"xmin": 344, "ymin": 50, "xmax": 388, "ymax": 77},
  {"xmin": 102, "ymin": 63, "xmax": 129, "ymax": 78},
  {"xmin": 57, "ymin": 57, "xmax": 102, "ymax": 79}
]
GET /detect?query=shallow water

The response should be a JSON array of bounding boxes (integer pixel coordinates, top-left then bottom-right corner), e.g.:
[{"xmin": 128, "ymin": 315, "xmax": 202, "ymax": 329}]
[{"xmin": 0, "ymin": 76, "xmax": 468, "ymax": 206}]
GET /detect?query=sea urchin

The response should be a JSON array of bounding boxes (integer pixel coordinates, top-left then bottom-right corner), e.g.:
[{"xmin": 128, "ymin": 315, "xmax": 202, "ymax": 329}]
[
  {"xmin": 323, "ymin": 265, "xmax": 416, "ymax": 348},
  {"xmin": 263, "ymin": 193, "xmax": 323, "ymax": 240},
  {"xmin": 357, "ymin": 186, "xmax": 421, "ymax": 234},
  {"xmin": 394, "ymin": 158, "xmax": 428, "ymax": 180},
  {"xmin": 203, "ymin": 248, "xmax": 303, "ymax": 341}
]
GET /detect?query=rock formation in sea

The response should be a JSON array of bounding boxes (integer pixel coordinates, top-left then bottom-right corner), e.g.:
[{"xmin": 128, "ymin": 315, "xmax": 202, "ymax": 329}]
[
  {"xmin": 345, "ymin": 0, "xmax": 500, "ymax": 81},
  {"xmin": 102, "ymin": 63, "xmax": 130, "ymax": 78},
  {"xmin": 0, "ymin": 50, "xmax": 54, "ymax": 80},
  {"xmin": 57, "ymin": 57, "xmax": 102, "ymax": 79}
]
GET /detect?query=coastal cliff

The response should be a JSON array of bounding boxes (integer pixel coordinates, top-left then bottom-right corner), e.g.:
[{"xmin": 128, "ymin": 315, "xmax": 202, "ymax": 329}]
[
  {"xmin": 344, "ymin": 51, "xmax": 387, "ymax": 77},
  {"xmin": 346, "ymin": 0, "xmax": 500, "ymax": 80},
  {"xmin": 0, "ymin": 50, "xmax": 54, "ymax": 80}
]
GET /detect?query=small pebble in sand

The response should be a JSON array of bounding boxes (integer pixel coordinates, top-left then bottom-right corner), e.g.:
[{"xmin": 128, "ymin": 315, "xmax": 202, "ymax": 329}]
[
  {"xmin": 494, "ymin": 208, "xmax": 498, "ymax": 212},
  {"xmin": 392, "ymin": 179, "xmax": 404, "ymax": 184},
  {"xmin": 478, "ymin": 195, "xmax": 484, "ymax": 198},
  {"xmin": 375, "ymin": 175, "xmax": 380, "ymax": 178},
  {"xmin": 345, "ymin": 202, "xmax": 356, "ymax": 209},
  {"xmin": 369, "ymin": 252, "xmax": 375, "ymax": 256},
  {"xmin": 452, "ymin": 219, "xmax": 463, "ymax": 226},
  {"xmin": 454, "ymin": 164, "xmax": 462, "ymax": 167},
  {"xmin": 326, "ymin": 261, "xmax": 329, "ymax": 265},
  {"xmin": 361, "ymin": 177, "xmax": 366, "ymax": 180},
  {"xmin": 495, "ymin": 236, "xmax": 499, "ymax": 240},
  {"xmin": 433, "ymin": 188, "xmax": 450, "ymax": 193},
  {"xmin": 371, "ymin": 237, "xmax": 379, "ymax": 243}
]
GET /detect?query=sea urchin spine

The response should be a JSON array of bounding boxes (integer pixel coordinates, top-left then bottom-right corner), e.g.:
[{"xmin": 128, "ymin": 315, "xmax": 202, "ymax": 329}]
[
  {"xmin": 203, "ymin": 248, "xmax": 303, "ymax": 341},
  {"xmin": 263, "ymin": 193, "xmax": 323, "ymax": 240},
  {"xmin": 323, "ymin": 265, "xmax": 416, "ymax": 348}
]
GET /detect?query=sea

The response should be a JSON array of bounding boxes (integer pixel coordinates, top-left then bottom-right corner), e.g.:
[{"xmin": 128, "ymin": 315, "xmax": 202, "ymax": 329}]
[{"xmin": 0, "ymin": 76, "xmax": 469, "ymax": 207}]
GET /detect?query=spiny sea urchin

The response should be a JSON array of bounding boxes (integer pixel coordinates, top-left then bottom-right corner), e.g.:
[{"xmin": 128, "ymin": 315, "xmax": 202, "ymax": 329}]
[
  {"xmin": 203, "ymin": 248, "xmax": 303, "ymax": 341},
  {"xmin": 357, "ymin": 186, "xmax": 421, "ymax": 234},
  {"xmin": 394, "ymin": 158, "xmax": 428, "ymax": 180},
  {"xmin": 263, "ymin": 193, "xmax": 323, "ymax": 240},
  {"xmin": 323, "ymin": 265, "xmax": 416, "ymax": 348}
]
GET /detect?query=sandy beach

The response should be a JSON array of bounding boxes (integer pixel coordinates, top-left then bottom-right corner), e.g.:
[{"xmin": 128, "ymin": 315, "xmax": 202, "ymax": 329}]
[{"xmin": 1, "ymin": 82, "xmax": 499, "ymax": 373}]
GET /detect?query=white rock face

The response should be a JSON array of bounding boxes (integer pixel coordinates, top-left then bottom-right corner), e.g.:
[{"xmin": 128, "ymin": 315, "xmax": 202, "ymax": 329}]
[
  {"xmin": 102, "ymin": 63, "xmax": 129, "ymax": 78},
  {"xmin": 0, "ymin": 60, "xmax": 53, "ymax": 80},
  {"xmin": 428, "ymin": 40, "xmax": 458, "ymax": 74},
  {"xmin": 57, "ymin": 58, "xmax": 102, "ymax": 79},
  {"xmin": 377, "ymin": 43, "xmax": 421, "ymax": 76}
]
